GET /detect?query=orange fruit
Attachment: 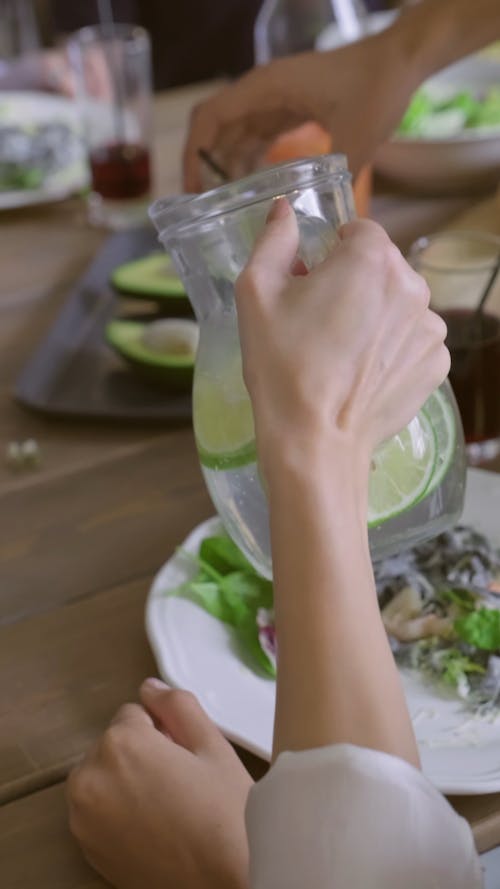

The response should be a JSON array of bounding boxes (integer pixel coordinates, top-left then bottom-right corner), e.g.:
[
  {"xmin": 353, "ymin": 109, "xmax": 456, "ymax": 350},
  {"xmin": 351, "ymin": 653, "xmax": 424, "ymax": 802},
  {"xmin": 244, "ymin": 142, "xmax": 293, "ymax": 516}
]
[{"xmin": 264, "ymin": 121, "xmax": 371, "ymax": 217}]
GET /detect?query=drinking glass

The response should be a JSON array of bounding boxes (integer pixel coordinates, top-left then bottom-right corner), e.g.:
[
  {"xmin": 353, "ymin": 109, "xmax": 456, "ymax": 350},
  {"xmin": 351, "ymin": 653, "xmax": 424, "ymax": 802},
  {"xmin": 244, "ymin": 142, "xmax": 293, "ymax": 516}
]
[
  {"xmin": 0, "ymin": 0, "xmax": 39, "ymax": 60},
  {"xmin": 68, "ymin": 24, "xmax": 152, "ymax": 230},
  {"xmin": 151, "ymin": 156, "xmax": 466, "ymax": 577},
  {"xmin": 410, "ymin": 230, "xmax": 500, "ymax": 464}
]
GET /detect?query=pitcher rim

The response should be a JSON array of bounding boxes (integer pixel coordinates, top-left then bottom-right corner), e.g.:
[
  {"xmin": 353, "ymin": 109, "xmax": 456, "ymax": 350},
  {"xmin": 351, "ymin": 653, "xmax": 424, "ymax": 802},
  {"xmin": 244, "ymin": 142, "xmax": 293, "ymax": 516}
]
[{"xmin": 149, "ymin": 153, "xmax": 351, "ymax": 241}]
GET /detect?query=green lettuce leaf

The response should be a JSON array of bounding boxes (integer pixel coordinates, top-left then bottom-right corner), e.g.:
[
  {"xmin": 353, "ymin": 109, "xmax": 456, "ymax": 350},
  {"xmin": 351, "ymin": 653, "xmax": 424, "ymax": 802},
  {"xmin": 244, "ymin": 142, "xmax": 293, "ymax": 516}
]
[
  {"xmin": 165, "ymin": 534, "xmax": 275, "ymax": 676},
  {"xmin": 238, "ymin": 618, "xmax": 276, "ymax": 677},
  {"xmin": 455, "ymin": 608, "xmax": 500, "ymax": 651},
  {"xmin": 199, "ymin": 535, "xmax": 256, "ymax": 575},
  {"xmin": 219, "ymin": 571, "xmax": 273, "ymax": 626},
  {"xmin": 189, "ymin": 578, "xmax": 236, "ymax": 623}
]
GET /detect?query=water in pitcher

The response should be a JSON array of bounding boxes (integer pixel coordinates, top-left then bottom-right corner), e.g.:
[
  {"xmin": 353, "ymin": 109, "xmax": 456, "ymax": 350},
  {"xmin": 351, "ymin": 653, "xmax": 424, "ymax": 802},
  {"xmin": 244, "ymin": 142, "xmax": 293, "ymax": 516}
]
[{"xmin": 150, "ymin": 156, "xmax": 466, "ymax": 577}]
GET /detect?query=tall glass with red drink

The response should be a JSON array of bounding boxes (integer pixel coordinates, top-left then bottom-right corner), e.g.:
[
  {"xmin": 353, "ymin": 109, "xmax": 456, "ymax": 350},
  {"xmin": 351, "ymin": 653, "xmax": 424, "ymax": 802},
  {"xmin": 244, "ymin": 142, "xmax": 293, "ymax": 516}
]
[{"xmin": 69, "ymin": 24, "xmax": 152, "ymax": 229}]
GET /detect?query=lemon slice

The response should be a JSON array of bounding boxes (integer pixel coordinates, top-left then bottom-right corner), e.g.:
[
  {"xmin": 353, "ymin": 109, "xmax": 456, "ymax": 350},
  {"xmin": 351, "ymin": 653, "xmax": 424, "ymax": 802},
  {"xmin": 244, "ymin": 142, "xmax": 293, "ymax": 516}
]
[
  {"xmin": 193, "ymin": 366, "xmax": 256, "ymax": 470},
  {"xmin": 368, "ymin": 413, "xmax": 437, "ymax": 526}
]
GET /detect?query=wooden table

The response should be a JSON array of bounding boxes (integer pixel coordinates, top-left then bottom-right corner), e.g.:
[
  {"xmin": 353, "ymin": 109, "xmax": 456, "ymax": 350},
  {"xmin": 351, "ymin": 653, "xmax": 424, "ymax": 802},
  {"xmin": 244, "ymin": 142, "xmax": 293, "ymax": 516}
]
[{"xmin": 1, "ymin": 82, "xmax": 500, "ymax": 888}]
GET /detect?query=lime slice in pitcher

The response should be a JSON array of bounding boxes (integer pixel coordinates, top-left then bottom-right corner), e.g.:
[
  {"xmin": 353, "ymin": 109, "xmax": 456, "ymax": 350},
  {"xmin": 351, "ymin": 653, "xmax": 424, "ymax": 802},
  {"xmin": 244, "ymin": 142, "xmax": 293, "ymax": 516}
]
[
  {"xmin": 421, "ymin": 387, "xmax": 456, "ymax": 495},
  {"xmin": 193, "ymin": 369, "xmax": 257, "ymax": 470},
  {"xmin": 367, "ymin": 413, "xmax": 437, "ymax": 526}
]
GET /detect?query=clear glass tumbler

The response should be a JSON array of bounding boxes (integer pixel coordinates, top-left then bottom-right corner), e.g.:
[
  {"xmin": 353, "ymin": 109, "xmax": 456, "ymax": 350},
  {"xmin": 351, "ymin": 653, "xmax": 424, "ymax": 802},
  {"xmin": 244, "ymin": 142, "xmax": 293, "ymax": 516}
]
[{"xmin": 68, "ymin": 23, "xmax": 153, "ymax": 230}]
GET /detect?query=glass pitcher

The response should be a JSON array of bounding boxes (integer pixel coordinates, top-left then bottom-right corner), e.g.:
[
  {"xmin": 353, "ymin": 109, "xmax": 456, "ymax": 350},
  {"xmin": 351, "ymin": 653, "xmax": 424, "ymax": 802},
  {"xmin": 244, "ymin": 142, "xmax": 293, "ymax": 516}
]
[{"xmin": 150, "ymin": 155, "xmax": 466, "ymax": 577}]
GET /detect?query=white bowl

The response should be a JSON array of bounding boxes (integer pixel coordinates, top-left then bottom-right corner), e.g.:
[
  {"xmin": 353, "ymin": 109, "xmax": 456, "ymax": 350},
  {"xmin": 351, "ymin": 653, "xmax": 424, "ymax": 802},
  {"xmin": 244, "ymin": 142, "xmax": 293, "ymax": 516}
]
[{"xmin": 375, "ymin": 55, "xmax": 500, "ymax": 194}]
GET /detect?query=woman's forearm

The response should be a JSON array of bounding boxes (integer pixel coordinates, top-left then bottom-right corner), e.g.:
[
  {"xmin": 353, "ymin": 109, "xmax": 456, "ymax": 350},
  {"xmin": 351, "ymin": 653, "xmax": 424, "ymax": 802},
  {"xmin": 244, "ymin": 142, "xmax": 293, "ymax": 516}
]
[
  {"xmin": 267, "ymin": 443, "xmax": 420, "ymax": 769},
  {"xmin": 393, "ymin": 0, "xmax": 500, "ymax": 84}
]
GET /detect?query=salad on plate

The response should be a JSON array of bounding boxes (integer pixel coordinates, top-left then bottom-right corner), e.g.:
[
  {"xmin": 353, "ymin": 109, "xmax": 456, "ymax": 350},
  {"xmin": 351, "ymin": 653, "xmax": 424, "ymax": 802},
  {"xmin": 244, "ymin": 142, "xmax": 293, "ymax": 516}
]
[
  {"xmin": 0, "ymin": 93, "xmax": 87, "ymax": 206},
  {"xmin": 0, "ymin": 119, "xmax": 81, "ymax": 192},
  {"xmin": 168, "ymin": 524, "xmax": 500, "ymax": 714}
]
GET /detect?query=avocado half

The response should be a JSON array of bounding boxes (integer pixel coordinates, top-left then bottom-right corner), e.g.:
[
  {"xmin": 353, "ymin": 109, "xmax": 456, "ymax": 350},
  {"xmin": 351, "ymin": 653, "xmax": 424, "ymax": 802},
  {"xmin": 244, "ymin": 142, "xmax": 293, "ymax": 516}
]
[
  {"xmin": 111, "ymin": 253, "xmax": 191, "ymax": 314},
  {"xmin": 106, "ymin": 318, "xmax": 198, "ymax": 391}
]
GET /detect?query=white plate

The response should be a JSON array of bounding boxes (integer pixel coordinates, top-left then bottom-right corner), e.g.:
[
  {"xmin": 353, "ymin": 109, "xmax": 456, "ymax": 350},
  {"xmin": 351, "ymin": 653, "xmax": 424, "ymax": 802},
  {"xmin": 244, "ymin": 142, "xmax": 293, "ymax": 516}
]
[
  {"xmin": 374, "ymin": 55, "xmax": 500, "ymax": 193},
  {"xmin": 0, "ymin": 92, "xmax": 88, "ymax": 209},
  {"xmin": 146, "ymin": 468, "xmax": 500, "ymax": 795}
]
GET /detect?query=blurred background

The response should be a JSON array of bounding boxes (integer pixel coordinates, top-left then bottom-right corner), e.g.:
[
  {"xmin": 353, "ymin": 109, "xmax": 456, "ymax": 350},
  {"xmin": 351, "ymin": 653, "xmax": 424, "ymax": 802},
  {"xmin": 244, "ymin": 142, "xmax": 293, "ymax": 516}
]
[{"xmin": 1, "ymin": 0, "xmax": 401, "ymax": 91}]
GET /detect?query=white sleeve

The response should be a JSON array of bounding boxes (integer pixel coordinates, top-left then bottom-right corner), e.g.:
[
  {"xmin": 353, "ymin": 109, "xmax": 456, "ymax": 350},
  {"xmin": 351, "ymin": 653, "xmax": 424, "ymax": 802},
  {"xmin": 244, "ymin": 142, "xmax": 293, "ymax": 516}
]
[{"xmin": 245, "ymin": 743, "xmax": 483, "ymax": 889}]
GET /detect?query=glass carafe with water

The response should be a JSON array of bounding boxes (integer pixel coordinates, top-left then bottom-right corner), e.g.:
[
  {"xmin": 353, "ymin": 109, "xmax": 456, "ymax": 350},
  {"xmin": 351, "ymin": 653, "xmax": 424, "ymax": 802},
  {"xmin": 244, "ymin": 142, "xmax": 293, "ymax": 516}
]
[{"xmin": 150, "ymin": 155, "xmax": 466, "ymax": 577}]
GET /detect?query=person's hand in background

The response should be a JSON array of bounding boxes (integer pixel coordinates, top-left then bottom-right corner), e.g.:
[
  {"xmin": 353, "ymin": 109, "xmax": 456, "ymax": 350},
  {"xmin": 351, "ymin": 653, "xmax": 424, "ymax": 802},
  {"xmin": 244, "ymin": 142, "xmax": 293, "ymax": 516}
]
[
  {"xmin": 184, "ymin": 30, "xmax": 411, "ymax": 191},
  {"xmin": 183, "ymin": 0, "xmax": 500, "ymax": 192}
]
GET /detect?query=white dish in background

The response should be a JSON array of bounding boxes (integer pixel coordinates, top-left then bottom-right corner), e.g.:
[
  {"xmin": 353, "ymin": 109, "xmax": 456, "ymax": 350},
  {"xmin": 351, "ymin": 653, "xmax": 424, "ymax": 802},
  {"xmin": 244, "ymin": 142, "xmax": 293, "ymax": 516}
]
[
  {"xmin": 374, "ymin": 55, "xmax": 500, "ymax": 193},
  {"xmin": 315, "ymin": 10, "xmax": 397, "ymax": 52},
  {"xmin": 0, "ymin": 92, "xmax": 88, "ymax": 209},
  {"xmin": 317, "ymin": 20, "xmax": 500, "ymax": 194},
  {"xmin": 146, "ymin": 468, "xmax": 500, "ymax": 795}
]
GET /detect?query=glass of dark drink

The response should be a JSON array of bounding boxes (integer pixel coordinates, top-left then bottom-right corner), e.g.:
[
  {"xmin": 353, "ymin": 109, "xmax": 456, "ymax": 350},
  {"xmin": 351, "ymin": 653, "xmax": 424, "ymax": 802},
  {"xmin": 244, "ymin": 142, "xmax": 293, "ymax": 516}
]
[
  {"xmin": 410, "ymin": 231, "xmax": 500, "ymax": 464},
  {"xmin": 68, "ymin": 24, "xmax": 152, "ymax": 229}
]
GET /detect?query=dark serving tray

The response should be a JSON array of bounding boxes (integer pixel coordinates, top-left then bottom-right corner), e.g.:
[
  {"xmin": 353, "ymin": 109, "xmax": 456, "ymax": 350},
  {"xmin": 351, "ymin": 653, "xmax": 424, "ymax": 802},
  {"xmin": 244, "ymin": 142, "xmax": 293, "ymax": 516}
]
[{"xmin": 14, "ymin": 228, "xmax": 193, "ymax": 422}]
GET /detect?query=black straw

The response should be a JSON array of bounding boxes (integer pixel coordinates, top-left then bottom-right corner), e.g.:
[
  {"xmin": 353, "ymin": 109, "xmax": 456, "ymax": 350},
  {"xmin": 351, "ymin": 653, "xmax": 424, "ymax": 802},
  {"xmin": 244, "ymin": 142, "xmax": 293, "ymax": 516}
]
[
  {"xmin": 198, "ymin": 148, "xmax": 229, "ymax": 182},
  {"xmin": 474, "ymin": 254, "xmax": 500, "ymax": 322},
  {"xmin": 97, "ymin": 0, "xmax": 125, "ymax": 144}
]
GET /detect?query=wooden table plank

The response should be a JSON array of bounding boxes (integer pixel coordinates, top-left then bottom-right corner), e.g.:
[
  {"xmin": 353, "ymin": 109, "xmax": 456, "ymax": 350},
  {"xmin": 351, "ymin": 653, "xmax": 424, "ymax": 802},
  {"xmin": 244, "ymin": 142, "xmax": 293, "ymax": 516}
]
[
  {"xmin": 0, "ymin": 783, "xmax": 109, "ymax": 889},
  {"xmin": 0, "ymin": 575, "xmax": 156, "ymax": 802},
  {"xmin": 371, "ymin": 189, "xmax": 500, "ymax": 255},
  {"xmin": 451, "ymin": 794, "xmax": 500, "ymax": 855},
  {"xmin": 0, "ymin": 432, "xmax": 211, "ymax": 625},
  {"xmin": 371, "ymin": 192, "xmax": 474, "ymax": 253},
  {"xmin": 0, "ymin": 564, "xmax": 267, "ymax": 803}
]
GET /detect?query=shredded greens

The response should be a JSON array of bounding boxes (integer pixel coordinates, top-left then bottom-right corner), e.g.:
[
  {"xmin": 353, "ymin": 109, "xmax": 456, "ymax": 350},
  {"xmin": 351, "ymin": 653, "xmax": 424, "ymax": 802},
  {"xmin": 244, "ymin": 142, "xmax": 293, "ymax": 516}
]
[{"xmin": 376, "ymin": 525, "xmax": 500, "ymax": 710}]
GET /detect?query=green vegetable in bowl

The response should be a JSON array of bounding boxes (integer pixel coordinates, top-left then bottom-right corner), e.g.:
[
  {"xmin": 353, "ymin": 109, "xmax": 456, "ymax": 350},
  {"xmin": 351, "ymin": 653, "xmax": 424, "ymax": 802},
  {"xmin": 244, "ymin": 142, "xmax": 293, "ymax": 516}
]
[
  {"xmin": 469, "ymin": 87, "xmax": 500, "ymax": 127},
  {"xmin": 397, "ymin": 86, "xmax": 500, "ymax": 138},
  {"xmin": 398, "ymin": 91, "xmax": 434, "ymax": 135}
]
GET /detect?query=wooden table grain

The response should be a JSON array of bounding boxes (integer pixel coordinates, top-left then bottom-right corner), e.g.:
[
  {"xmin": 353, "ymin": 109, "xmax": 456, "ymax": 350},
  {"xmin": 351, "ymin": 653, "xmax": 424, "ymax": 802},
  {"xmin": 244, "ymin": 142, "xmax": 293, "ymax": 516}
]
[{"xmin": 1, "ymin": 82, "xmax": 500, "ymax": 888}]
